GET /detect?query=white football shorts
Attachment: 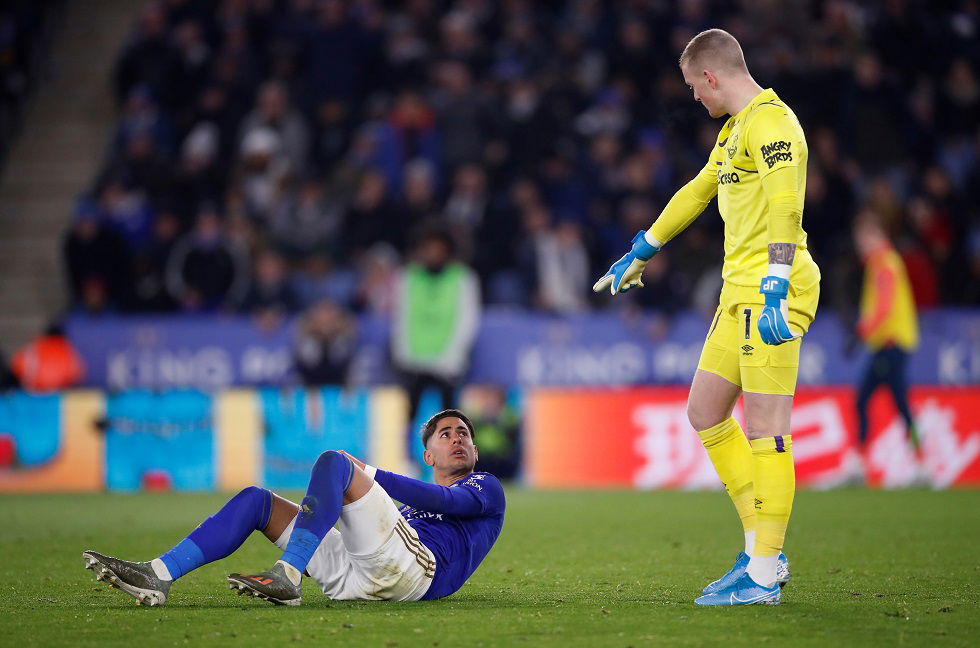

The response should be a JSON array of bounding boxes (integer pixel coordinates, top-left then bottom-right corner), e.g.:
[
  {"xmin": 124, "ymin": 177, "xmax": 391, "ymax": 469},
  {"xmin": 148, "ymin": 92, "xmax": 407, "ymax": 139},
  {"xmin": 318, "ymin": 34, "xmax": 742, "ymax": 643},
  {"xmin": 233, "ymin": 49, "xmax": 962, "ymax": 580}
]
[{"xmin": 273, "ymin": 481, "xmax": 435, "ymax": 601}]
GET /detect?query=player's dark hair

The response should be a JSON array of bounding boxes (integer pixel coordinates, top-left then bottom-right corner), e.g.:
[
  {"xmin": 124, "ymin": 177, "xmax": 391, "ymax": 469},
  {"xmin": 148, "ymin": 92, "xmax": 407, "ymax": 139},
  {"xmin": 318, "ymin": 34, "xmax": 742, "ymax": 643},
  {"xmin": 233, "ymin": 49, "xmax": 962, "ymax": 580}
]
[{"xmin": 421, "ymin": 409, "xmax": 476, "ymax": 448}]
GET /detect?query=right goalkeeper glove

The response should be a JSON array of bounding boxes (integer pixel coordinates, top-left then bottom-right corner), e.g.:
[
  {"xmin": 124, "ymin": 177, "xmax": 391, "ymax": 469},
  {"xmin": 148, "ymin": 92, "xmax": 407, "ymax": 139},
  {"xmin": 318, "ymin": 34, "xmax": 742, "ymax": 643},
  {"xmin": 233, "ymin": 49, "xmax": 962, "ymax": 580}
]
[{"xmin": 592, "ymin": 230, "xmax": 660, "ymax": 295}]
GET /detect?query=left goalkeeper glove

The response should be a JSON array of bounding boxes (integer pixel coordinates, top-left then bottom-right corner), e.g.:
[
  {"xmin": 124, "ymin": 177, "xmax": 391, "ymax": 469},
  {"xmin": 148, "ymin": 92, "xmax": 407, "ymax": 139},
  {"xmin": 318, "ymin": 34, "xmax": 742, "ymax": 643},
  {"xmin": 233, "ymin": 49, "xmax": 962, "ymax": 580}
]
[{"xmin": 757, "ymin": 276, "xmax": 801, "ymax": 345}]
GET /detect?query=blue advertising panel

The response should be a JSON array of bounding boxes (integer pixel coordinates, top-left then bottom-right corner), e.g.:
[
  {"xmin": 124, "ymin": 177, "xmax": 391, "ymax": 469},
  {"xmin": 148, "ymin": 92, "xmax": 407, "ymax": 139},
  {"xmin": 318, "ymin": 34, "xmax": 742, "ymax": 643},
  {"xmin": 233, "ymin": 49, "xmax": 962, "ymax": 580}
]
[
  {"xmin": 104, "ymin": 390, "xmax": 214, "ymax": 492},
  {"xmin": 260, "ymin": 387, "xmax": 369, "ymax": 490},
  {"xmin": 0, "ymin": 393, "xmax": 61, "ymax": 466},
  {"xmin": 68, "ymin": 308, "xmax": 980, "ymax": 389}
]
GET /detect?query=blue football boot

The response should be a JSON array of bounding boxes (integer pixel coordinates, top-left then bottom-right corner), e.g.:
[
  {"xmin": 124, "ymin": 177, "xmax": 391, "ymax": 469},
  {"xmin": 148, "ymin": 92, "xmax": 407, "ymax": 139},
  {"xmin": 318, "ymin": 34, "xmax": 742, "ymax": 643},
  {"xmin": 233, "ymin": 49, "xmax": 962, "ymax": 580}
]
[
  {"xmin": 702, "ymin": 552, "xmax": 790, "ymax": 594},
  {"xmin": 694, "ymin": 572, "xmax": 781, "ymax": 606},
  {"xmin": 775, "ymin": 552, "xmax": 791, "ymax": 588}
]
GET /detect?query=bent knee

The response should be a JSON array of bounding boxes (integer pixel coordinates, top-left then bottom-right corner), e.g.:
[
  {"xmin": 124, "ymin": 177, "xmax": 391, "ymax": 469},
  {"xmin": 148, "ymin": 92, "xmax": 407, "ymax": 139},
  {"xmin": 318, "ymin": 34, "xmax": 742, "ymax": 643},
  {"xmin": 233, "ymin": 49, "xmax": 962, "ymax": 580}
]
[
  {"xmin": 314, "ymin": 450, "xmax": 354, "ymax": 476},
  {"xmin": 236, "ymin": 485, "xmax": 269, "ymax": 500},
  {"xmin": 687, "ymin": 402, "xmax": 728, "ymax": 432},
  {"xmin": 316, "ymin": 449, "xmax": 346, "ymax": 466}
]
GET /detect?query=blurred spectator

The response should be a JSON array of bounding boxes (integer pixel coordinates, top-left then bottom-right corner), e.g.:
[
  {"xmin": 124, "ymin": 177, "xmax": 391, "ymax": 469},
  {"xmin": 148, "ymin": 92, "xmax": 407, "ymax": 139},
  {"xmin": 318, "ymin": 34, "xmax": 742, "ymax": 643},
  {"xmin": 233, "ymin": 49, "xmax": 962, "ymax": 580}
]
[
  {"xmin": 291, "ymin": 254, "xmax": 357, "ymax": 309},
  {"xmin": 0, "ymin": 2, "xmax": 62, "ymax": 168},
  {"xmin": 303, "ymin": 0, "xmax": 373, "ymax": 107},
  {"xmin": 463, "ymin": 384, "xmax": 521, "ymax": 480},
  {"xmin": 101, "ymin": 129, "xmax": 173, "ymax": 205},
  {"xmin": 392, "ymin": 225, "xmax": 480, "ymax": 427},
  {"xmin": 165, "ymin": 206, "xmax": 249, "ymax": 312},
  {"xmin": 11, "ymin": 322, "xmax": 84, "ymax": 392},
  {"xmin": 351, "ymin": 242, "xmax": 401, "ymax": 317},
  {"xmin": 238, "ymin": 80, "xmax": 310, "ymax": 174},
  {"xmin": 172, "ymin": 19, "xmax": 211, "ymax": 111},
  {"xmin": 399, "ymin": 158, "xmax": 440, "ymax": 225},
  {"xmin": 128, "ymin": 211, "xmax": 180, "ymax": 312},
  {"xmin": 293, "ymin": 299, "xmax": 356, "ymax": 386},
  {"xmin": 853, "ymin": 213, "xmax": 920, "ymax": 471},
  {"xmin": 311, "ymin": 98, "xmax": 352, "ymax": 174},
  {"xmin": 234, "ymin": 126, "xmax": 290, "ymax": 223},
  {"xmin": 443, "ymin": 163, "xmax": 490, "ymax": 259},
  {"xmin": 112, "ymin": 85, "xmax": 177, "ymax": 159},
  {"xmin": 113, "ymin": 4, "xmax": 180, "ymax": 107},
  {"xmin": 937, "ymin": 58, "xmax": 980, "ymax": 140},
  {"xmin": 64, "ymin": 199, "xmax": 130, "ymax": 313},
  {"xmin": 844, "ymin": 52, "xmax": 907, "ymax": 174},
  {"xmin": 432, "ymin": 60, "xmax": 495, "ymax": 174},
  {"xmin": 373, "ymin": 88, "xmax": 440, "ymax": 194},
  {"xmin": 518, "ymin": 205, "xmax": 590, "ymax": 313},
  {"xmin": 342, "ymin": 168, "xmax": 400, "ymax": 258},
  {"xmin": 169, "ymin": 123, "xmax": 226, "ymax": 227},
  {"xmin": 240, "ymin": 248, "xmax": 301, "ymax": 326},
  {"xmin": 268, "ymin": 178, "xmax": 341, "ymax": 261},
  {"xmin": 95, "ymin": 177, "xmax": 155, "ymax": 250}
]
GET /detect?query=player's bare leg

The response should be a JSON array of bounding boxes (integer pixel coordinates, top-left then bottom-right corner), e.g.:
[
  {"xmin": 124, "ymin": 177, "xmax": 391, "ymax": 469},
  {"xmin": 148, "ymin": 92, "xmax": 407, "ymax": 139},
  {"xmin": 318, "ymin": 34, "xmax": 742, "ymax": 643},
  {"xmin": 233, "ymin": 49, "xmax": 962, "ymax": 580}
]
[
  {"xmin": 261, "ymin": 493, "xmax": 299, "ymax": 542},
  {"xmin": 687, "ymin": 369, "xmax": 741, "ymax": 431}
]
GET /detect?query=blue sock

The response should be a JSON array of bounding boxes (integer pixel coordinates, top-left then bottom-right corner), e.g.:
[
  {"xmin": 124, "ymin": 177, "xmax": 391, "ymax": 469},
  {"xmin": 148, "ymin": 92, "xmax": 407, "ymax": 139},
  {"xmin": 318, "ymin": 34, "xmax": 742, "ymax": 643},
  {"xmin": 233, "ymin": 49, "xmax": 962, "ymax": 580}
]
[
  {"xmin": 280, "ymin": 451, "xmax": 353, "ymax": 573},
  {"xmin": 159, "ymin": 486, "xmax": 272, "ymax": 580}
]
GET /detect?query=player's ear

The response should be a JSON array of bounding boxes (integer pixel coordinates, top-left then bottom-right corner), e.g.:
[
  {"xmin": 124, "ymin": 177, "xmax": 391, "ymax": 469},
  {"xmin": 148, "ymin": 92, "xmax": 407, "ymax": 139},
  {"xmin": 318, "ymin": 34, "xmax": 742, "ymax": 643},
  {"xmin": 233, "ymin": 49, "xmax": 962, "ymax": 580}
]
[
  {"xmin": 423, "ymin": 448, "xmax": 435, "ymax": 467},
  {"xmin": 704, "ymin": 69, "xmax": 717, "ymax": 88}
]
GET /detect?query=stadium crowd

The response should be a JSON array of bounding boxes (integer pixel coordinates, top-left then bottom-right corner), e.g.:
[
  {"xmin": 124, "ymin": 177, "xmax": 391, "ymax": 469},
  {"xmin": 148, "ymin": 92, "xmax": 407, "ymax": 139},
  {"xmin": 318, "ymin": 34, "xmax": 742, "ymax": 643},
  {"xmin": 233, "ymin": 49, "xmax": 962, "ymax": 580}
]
[
  {"xmin": 0, "ymin": 1, "xmax": 63, "ymax": 169},
  {"xmin": 64, "ymin": 0, "xmax": 980, "ymax": 327}
]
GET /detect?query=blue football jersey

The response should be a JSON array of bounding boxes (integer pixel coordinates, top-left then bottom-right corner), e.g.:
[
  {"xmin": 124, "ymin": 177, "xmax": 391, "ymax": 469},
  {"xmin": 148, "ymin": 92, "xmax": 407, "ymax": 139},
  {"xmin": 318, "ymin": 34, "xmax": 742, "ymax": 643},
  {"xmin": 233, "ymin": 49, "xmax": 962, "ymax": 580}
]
[{"xmin": 373, "ymin": 470, "xmax": 506, "ymax": 599}]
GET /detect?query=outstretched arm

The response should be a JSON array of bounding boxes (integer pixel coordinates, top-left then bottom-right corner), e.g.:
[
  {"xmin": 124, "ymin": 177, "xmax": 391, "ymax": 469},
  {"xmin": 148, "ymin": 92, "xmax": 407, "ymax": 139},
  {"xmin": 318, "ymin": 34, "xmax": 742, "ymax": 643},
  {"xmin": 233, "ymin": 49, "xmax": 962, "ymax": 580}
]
[
  {"xmin": 647, "ymin": 165, "xmax": 719, "ymax": 246},
  {"xmin": 593, "ymin": 164, "xmax": 717, "ymax": 295}
]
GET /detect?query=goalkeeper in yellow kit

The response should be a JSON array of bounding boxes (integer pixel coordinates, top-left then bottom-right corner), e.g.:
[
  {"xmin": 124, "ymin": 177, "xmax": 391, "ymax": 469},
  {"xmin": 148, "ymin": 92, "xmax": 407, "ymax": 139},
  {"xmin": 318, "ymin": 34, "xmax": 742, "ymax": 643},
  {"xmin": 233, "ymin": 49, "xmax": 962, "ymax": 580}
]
[{"xmin": 594, "ymin": 29, "xmax": 820, "ymax": 606}]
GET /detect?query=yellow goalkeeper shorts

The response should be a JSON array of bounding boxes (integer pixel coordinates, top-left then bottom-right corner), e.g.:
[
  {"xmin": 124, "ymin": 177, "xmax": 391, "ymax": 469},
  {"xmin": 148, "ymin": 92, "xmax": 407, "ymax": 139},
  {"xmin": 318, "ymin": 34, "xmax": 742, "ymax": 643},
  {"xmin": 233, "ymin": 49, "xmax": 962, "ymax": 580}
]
[{"xmin": 696, "ymin": 281, "xmax": 820, "ymax": 396}]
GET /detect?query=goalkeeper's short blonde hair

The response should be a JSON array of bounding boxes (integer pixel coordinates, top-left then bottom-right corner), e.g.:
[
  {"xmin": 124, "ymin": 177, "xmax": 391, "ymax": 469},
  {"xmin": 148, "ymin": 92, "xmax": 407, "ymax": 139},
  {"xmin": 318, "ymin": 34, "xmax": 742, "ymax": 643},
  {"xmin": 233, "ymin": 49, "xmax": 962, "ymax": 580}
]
[{"xmin": 679, "ymin": 28, "xmax": 748, "ymax": 73}]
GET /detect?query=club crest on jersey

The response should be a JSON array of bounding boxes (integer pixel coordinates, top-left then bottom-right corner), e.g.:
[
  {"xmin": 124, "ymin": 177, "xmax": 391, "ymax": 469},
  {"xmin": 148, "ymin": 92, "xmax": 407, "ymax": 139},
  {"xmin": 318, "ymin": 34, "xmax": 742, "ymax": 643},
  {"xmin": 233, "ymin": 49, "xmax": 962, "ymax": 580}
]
[
  {"xmin": 725, "ymin": 131, "xmax": 739, "ymax": 159},
  {"xmin": 760, "ymin": 140, "xmax": 792, "ymax": 168}
]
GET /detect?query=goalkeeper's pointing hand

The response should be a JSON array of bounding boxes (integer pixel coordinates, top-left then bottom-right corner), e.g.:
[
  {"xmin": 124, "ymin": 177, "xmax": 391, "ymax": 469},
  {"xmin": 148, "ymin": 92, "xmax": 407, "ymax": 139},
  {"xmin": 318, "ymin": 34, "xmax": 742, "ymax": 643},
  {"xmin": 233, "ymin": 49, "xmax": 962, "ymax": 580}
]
[{"xmin": 592, "ymin": 230, "xmax": 660, "ymax": 295}]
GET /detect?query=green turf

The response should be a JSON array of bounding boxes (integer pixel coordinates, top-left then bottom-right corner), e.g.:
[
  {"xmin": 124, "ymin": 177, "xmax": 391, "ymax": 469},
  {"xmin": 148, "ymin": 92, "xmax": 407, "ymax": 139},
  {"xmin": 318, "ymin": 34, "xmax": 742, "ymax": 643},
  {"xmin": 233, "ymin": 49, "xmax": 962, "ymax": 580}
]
[{"xmin": 1, "ymin": 489, "xmax": 977, "ymax": 647}]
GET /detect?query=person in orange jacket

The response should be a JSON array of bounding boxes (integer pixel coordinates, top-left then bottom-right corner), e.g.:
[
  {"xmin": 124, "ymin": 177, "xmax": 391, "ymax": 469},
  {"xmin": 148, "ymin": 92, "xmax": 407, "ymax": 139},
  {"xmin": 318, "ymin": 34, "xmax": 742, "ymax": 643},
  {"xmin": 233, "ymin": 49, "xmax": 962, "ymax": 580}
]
[
  {"xmin": 12, "ymin": 322, "xmax": 85, "ymax": 392},
  {"xmin": 852, "ymin": 212, "xmax": 920, "ymax": 451}
]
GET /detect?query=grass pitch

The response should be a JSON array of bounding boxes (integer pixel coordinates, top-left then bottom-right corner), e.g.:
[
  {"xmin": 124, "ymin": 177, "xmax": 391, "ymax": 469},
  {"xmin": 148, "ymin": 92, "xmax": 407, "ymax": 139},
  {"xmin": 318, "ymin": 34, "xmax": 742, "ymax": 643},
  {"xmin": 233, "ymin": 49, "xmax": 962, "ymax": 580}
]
[{"xmin": 1, "ymin": 489, "xmax": 977, "ymax": 647}]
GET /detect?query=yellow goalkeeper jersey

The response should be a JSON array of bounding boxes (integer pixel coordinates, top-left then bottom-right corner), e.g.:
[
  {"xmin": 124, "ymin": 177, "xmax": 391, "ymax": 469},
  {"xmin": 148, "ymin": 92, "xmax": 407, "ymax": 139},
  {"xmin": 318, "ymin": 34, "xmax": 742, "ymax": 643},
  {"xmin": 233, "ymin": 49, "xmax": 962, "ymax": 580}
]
[{"xmin": 651, "ymin": 89, "xmax": 820, "ymax": 291}]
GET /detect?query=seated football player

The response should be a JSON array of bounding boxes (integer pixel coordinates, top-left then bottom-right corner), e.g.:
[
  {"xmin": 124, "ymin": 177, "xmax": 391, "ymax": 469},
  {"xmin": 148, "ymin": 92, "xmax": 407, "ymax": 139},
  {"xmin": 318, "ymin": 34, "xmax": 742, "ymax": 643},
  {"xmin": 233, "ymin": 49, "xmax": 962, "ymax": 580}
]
[{"xmin": 82, "ymin": 409, "xmax": 505, "ymax": 606}]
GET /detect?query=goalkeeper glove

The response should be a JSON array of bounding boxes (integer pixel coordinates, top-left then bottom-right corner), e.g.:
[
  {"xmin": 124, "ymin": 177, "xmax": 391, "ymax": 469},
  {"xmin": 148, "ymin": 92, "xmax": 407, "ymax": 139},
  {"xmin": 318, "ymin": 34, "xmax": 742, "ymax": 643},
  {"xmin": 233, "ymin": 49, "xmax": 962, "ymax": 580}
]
[
  {"xmin": 592, "ymin": 230, "xmax": 660, "ymax": 295},
  {"xmin": 757, "ymin": 276, "xmax": 801, "ymax": 345}
]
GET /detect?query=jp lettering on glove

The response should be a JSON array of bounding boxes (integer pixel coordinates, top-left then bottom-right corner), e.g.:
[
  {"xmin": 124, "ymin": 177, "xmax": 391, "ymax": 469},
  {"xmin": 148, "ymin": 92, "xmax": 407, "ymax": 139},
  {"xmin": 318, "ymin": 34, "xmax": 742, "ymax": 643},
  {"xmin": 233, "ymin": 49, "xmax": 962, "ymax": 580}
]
[
  {"xmin": 757, "ymin": 276, "xmax": 800, "ymax": 345},
  {"xmin": 592, "ymin": 230, "xmax": 660, "ymax": 295}
]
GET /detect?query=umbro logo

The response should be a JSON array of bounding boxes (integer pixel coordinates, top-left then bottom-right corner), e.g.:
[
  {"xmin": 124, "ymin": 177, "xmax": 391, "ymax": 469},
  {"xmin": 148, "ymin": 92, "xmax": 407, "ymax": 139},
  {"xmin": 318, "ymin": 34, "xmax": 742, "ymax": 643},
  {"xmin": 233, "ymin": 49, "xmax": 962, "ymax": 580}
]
[{"xmin": 741, "ymin": 344, "xmax": 754, "ymax": 355}]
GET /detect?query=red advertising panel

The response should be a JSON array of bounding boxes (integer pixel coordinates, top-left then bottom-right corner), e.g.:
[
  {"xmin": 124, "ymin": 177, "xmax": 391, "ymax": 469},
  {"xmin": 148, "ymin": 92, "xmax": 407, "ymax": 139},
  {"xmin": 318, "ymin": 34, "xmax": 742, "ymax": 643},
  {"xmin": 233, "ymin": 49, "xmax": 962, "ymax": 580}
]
[{"xmin": 526, "ymin": 388, "xmax": 980, "ymax": 489}]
